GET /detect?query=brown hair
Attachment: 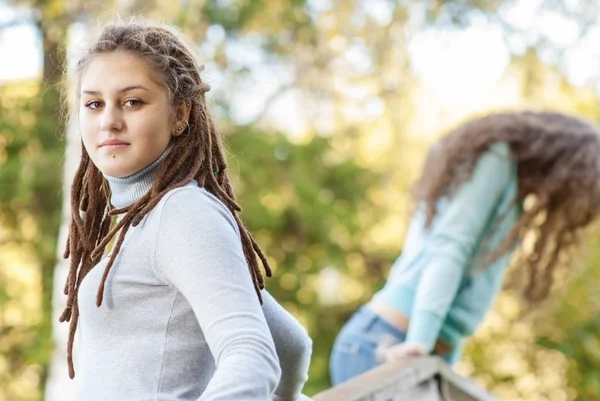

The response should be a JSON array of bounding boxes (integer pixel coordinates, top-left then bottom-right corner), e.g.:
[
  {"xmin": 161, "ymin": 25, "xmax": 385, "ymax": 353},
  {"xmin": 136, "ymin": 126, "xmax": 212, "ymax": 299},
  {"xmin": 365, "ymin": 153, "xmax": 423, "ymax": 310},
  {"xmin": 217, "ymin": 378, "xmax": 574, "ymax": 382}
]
[
  {"xmin": 415, "ymin": 111, "xmax": 600, "ymax": 304},
  {"xmin": 59, "ymin": 18, "xmax": 271, "ymax": 378}
]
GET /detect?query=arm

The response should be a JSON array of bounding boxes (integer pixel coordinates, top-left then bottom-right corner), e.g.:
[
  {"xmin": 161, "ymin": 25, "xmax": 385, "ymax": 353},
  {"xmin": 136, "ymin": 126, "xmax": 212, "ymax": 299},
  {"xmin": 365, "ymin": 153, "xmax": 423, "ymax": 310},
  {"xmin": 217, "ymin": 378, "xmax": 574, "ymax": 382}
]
[
  {"xmin": 262, "ymin": 291, "xmax": 312, "ymax": 401},
  {"xmin": 406, "ymin": 142, "xmax": 515, "ymax": 352},
  {"xmin": 155, "ymin": 189, "xmax": 281, "ymax": 401}
]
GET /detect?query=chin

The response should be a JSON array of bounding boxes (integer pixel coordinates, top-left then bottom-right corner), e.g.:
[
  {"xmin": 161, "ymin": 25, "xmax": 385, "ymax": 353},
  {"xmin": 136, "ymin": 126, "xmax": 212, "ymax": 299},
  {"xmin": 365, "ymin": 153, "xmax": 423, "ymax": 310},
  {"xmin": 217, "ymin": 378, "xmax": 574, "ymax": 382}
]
[{"xmin": 98, "ymin": 162, "xmax": 137, "ymax": 178}]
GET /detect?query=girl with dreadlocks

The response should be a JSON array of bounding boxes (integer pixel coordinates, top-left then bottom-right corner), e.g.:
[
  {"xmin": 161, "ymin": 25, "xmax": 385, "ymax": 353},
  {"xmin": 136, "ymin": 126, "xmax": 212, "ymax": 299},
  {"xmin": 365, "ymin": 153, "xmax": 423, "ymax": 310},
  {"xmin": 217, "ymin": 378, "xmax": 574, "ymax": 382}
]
[
  {"xmin": 330, "ymin": 111, "xmax": 600, "ymax": 384},
  {"xmin": 60, "ymin": 18, "xmax": 312, "ymax": 401}
]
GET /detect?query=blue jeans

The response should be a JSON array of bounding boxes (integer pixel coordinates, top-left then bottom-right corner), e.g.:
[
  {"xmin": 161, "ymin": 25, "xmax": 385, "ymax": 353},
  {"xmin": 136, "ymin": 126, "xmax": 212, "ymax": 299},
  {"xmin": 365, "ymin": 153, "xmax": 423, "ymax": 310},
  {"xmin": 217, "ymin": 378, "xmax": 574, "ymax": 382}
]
[{"xmin": 329, "ymin": 307, "xmax": 407, "ymax": 385}]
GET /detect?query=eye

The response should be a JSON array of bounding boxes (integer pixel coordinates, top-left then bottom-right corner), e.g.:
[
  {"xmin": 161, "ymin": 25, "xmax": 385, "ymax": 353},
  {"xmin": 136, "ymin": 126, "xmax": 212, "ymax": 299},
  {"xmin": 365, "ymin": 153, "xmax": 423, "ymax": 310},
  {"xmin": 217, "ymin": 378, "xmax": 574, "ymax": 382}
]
[
  {"xmin": 85, "ymin": 100, "xmax": 103, "ymax": 110},
  {"xmin": 124, "ymin": 99, "xmax": 144, "ymax": 108}
]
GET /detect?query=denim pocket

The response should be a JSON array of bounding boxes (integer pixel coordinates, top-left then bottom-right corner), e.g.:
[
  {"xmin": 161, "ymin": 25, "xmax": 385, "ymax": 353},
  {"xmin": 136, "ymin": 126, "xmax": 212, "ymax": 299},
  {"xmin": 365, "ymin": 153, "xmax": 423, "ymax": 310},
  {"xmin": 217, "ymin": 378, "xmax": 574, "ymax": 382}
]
[
  {"xmin": 330, "ymin": 334, "xmax": 379, "ymax": 385},
  {"xmin": 330, "ymin": 312, "xmax": 407, "ymax": 385}
]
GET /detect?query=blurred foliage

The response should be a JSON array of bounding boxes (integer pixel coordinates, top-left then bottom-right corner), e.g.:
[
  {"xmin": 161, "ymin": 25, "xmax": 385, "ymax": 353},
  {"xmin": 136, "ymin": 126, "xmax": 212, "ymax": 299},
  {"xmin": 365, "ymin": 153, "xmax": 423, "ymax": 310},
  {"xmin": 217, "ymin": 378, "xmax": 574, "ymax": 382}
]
[
  {"xmin": 226, "ymin": 127, "xmax": 391, "ymax": 392},
  {"xmin": 2, "ymin": 0, "xmax": 600, "ymax": 400},
  {"xmin": 533, "ymin": 234, "xmax": 600, "ymax": 401},
  {"xmin": 0, "ymin": 81, "xmax": 63, "ymax": 400},
  {"xmin": 1, "ymin": 0, "xmax": 66, "ymax": 399}
]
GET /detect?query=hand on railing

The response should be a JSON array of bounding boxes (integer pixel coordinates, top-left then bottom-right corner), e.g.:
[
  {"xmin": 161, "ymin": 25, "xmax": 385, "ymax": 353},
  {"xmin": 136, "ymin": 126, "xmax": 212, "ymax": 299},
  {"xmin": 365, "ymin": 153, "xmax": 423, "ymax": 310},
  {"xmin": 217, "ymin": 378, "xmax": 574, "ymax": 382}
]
[{"xmin": 381, "ymin": 342, "xmax": 428, "ymax": 362}]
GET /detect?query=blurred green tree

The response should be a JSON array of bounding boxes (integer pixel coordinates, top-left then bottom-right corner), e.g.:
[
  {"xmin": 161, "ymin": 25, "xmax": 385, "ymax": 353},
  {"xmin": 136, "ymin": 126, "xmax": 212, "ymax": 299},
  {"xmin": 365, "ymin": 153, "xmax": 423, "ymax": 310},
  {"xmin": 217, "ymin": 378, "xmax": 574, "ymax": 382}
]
[{"xmin": 0, "ymin": 0, "xmax": 67, "ymax": 398}]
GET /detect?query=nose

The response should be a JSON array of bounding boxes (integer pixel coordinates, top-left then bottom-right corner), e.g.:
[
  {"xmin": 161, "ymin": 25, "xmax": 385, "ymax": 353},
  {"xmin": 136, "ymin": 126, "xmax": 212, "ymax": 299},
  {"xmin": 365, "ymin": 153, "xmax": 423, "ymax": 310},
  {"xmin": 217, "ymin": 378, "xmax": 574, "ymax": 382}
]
[{"xmin": 100, "ymin": 105, "xmax": 124, "ymax": 132}]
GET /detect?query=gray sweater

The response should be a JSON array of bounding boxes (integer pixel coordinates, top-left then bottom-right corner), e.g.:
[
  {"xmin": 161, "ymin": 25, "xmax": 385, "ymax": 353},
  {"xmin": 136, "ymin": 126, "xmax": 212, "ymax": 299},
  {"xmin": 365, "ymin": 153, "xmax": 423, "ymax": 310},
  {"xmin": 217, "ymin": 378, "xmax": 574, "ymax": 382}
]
[{"xmin": 75, "ymin": 154, "xmax": 312, "ymax": 401}]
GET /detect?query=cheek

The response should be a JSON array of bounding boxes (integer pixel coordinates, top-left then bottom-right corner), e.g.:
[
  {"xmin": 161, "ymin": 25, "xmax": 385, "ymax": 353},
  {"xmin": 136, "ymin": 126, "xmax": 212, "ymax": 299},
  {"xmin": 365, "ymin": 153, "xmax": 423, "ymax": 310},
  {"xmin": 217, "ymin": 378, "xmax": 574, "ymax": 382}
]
[
  {"xmin": 135, "ymin": 118, "xmax": 172, "ymax": 145},
  {"xmin": 78, "ymin": 116, "xmax": 98, "ymax": 155}
]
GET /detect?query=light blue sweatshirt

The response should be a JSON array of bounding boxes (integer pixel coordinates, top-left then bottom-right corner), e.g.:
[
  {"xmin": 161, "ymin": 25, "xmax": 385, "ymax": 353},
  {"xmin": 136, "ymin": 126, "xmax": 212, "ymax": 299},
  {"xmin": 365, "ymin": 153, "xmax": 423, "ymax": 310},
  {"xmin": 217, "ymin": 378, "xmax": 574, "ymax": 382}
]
[{"xmin": 374, "ymin": 142, "xmax": 521, "ymax": 362}]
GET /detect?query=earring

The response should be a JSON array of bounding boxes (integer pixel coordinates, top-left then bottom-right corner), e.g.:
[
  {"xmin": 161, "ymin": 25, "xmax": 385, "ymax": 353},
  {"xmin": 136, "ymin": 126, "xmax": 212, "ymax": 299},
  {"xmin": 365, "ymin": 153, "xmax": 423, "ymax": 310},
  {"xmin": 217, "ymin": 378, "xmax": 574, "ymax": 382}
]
[
  {"xmin": 111, "ymin": 154, "xmax": 116, "ymax": 158},
  {"xmin": 173, "ymin": 123, "xmax": 188, "ymax": 137}
]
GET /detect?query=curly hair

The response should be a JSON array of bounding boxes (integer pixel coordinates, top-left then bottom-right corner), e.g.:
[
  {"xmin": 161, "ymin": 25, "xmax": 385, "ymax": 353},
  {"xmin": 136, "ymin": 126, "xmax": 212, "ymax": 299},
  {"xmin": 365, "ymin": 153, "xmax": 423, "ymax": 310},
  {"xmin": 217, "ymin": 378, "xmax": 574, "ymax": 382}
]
[
  {"xmin": 414, "ymin": 111, "xmax": 600, "ymax": 304},
  {"xmin": 59, "ymin": 18, "xmax": 271, "ymax": 378}
]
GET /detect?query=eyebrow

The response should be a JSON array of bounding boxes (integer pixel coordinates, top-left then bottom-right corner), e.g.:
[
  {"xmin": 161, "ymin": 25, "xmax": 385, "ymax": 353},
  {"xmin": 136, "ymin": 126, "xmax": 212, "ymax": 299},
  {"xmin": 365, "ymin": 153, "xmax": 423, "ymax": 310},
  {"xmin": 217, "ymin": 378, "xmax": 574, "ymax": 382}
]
[{"xmin": 81, "ymin": 85, "xmax": 150, "ymax": 95}]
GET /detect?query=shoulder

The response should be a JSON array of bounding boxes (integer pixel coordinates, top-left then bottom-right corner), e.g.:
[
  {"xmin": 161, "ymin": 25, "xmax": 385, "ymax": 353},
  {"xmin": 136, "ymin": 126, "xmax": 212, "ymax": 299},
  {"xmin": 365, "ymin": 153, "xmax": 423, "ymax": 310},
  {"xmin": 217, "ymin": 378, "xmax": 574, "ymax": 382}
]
[
  {"xmin": 153, "ymin": 182, "xmax": 240, "ymax": 237},
  {"xmin": 487, "ymin": 141, "xmax": 512, "ymax": 160},
  {"xmin": 473, "ymin": 141, "xmax": 515, "ymax": 177},
  {"xmin": 448, "ymin": 141, "xmax": 515, "ymax": 200}
]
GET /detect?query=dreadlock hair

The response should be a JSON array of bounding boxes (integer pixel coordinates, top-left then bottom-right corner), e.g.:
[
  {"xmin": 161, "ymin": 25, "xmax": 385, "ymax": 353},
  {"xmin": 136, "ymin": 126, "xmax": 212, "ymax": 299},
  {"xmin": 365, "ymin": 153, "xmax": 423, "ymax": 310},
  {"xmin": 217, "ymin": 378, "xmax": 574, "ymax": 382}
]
[
  {"xmin": 59, "ymin": 18, "xmax": 272, "ymax": 379},
  {"xmin": 414, "ymin": 110, "xmax": 600, "ymax": 306}
]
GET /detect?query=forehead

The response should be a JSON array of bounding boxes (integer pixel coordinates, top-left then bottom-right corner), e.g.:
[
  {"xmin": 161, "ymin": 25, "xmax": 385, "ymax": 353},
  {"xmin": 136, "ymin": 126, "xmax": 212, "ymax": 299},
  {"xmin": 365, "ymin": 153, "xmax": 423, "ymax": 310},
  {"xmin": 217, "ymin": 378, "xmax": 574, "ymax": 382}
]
[{"xmin": 80, "ymin": 51, "xmax": 165, "ymax": 93}]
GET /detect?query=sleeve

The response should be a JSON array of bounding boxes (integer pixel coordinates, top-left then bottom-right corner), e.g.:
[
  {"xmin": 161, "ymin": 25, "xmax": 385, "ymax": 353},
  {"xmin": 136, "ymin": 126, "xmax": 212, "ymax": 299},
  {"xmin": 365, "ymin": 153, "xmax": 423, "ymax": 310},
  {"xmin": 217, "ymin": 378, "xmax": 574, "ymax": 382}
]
[
  {"xmin": 261, "ymin": 291, "xmax": 313, "ymax": 401},
  {"xmin": 154, "ymin": 189, "xmax": 281, "ymax": 401},
  {"xmin": 406, "ymin": 142, "xmax": 514, "ymax": 351}
]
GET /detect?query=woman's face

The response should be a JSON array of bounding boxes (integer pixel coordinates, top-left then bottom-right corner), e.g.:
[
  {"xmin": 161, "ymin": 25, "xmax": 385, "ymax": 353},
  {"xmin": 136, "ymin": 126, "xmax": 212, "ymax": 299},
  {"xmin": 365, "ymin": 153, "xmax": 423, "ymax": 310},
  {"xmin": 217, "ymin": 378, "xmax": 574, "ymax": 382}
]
[{"xmin": 78, "ymin": 51, "xmax": 177, "ymax": 178}]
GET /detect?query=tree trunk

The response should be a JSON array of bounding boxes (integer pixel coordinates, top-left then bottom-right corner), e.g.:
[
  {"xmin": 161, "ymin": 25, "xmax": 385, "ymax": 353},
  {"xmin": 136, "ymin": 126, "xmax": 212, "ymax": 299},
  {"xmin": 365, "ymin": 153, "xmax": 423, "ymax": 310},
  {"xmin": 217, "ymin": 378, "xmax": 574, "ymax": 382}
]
[
  {"xmin": 44, "ymin": 22, "xmax": 84, "ymax": 400},
  {"xmin": 45, "ymin": 117, "xmax": 81, "ymax": 401}
]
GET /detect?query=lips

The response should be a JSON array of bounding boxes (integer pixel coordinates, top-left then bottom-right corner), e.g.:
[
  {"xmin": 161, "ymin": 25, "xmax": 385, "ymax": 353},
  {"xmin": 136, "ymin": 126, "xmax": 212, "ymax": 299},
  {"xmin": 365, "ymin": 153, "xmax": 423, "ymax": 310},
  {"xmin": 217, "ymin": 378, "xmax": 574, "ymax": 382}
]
[{"xmin": 100, "ymin": 139, "xmax": 130, "ymax": 147}]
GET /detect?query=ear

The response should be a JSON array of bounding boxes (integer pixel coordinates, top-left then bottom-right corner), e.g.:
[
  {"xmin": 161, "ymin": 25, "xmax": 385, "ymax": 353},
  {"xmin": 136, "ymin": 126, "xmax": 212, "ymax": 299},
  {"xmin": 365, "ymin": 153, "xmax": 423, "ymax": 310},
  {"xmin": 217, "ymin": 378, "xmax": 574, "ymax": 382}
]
[{"xmin": 171, "ymin": 100, "xmax": 192, "ymax": 135}]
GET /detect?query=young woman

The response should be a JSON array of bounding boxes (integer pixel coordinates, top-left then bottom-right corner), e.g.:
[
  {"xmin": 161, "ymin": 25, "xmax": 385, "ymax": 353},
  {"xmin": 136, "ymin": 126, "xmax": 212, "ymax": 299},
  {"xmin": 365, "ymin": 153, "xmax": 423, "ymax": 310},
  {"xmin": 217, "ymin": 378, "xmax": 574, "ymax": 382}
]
[
  {"xmin": 59, "ymin": 18, "xmax": 312, "ymax": 400},
  {"xmin": 330, "ymin": 111, "xmax": 600, "ymax": 384}
]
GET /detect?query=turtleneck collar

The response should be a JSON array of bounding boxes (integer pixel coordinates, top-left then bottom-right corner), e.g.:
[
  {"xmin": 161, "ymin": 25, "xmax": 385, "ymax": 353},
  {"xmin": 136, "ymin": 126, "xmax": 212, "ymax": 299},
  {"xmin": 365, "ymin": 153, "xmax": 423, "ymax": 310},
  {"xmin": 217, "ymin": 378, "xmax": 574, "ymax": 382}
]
[{"xmin": 103, "ymin": 147, "xmax": 170, "ymax": 209}]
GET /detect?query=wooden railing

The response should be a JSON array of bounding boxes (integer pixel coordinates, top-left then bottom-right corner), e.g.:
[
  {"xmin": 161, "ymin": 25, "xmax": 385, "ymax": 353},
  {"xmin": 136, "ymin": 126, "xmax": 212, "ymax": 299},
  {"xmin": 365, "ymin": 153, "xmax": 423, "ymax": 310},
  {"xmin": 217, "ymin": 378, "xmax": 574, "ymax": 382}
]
[{"xmin": 312, "ymin": 356, "xmax": 500, "ymax": 401}]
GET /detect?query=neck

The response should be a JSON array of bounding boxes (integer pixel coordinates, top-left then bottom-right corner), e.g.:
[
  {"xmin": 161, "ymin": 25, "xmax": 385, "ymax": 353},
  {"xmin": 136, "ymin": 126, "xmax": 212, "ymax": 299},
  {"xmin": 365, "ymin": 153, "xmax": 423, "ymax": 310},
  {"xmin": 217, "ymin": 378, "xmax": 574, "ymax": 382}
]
[{"xmin": 103, "ymin": 148, "xmax": 170, "ymax": 209}]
